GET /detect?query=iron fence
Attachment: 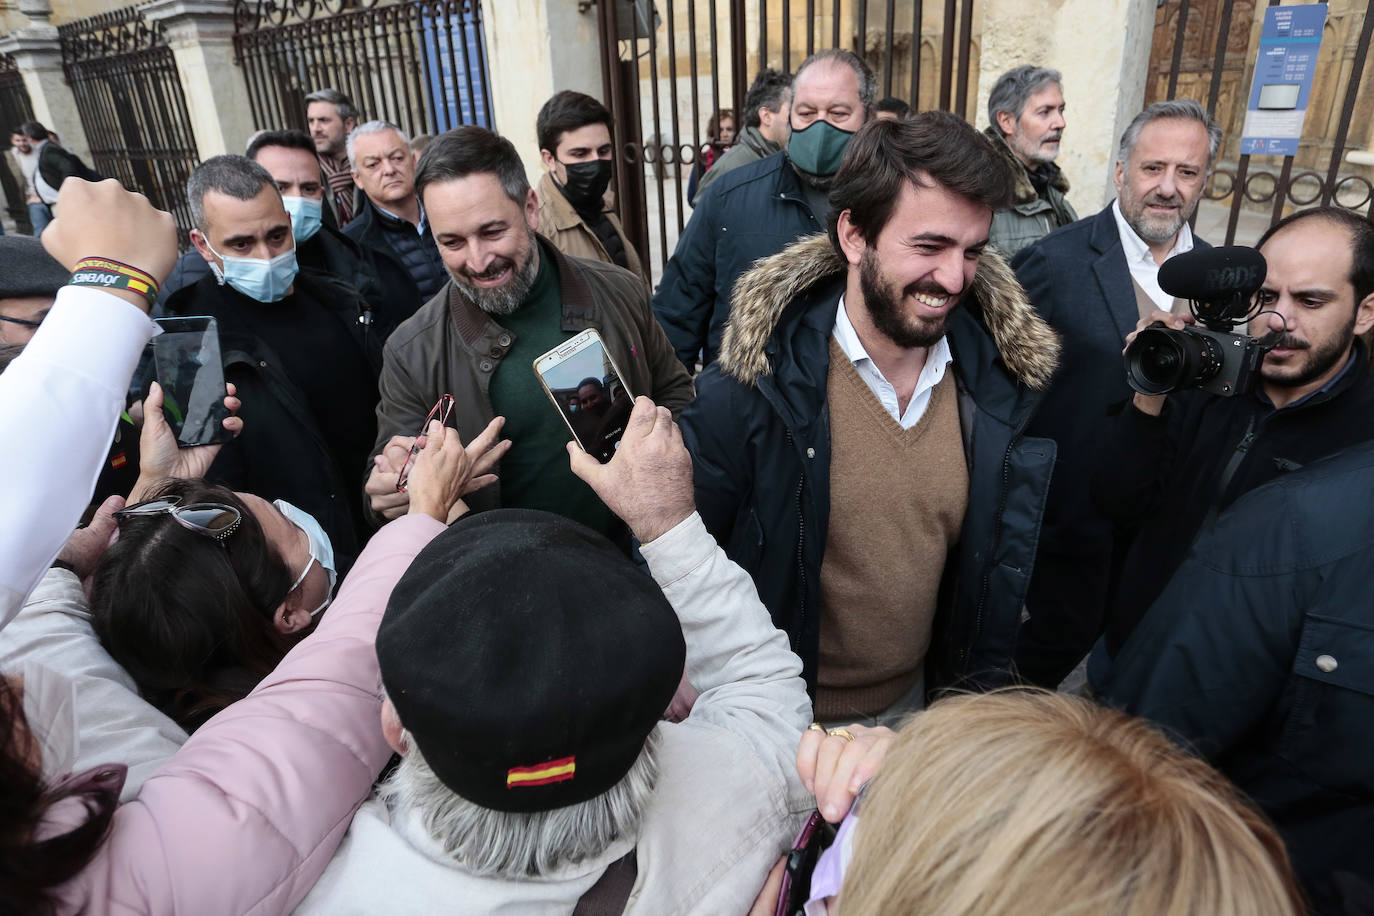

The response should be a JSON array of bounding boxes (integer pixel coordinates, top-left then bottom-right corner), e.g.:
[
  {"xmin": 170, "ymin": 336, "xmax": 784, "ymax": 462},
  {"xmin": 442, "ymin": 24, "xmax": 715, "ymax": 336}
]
[
  {"xmin": 0, "ymin": 53, "xmax": 35, "ymax": 231},
  {"xmin": 58, "ymin": 6, "xmax": 200, "ymax": 242},
  {"xmin": 233, "ymin": 0, "xmax": 493, "ymax": 143},
  {"xmin": 1150, "ymin": 0, "xmax": 1374, "ymax": 244},
  {"xmin": 598, "ymin": 0, "xmax": 978, "ymax": 282}
]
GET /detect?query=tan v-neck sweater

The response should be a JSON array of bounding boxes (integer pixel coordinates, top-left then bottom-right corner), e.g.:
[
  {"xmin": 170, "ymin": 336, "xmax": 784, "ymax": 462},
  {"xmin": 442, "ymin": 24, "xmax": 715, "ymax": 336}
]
[{"xmin": 816, "ymin": 338, "xmax": 969, "ymax": 720}]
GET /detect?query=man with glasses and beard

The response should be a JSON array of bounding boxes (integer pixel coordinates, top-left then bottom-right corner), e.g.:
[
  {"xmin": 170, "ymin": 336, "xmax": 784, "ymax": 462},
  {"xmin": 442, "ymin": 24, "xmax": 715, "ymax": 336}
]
[
  {"xmin": 1089, "ymin": 206, "xmax": 1374, "ymax": 672},
  {"xmin": 363, "ymin": 127, "xmax": 692, "ymax": 541},
  {"xmin": 679, "ymin": 113, "xmax": 1061, "ymax": 724}
]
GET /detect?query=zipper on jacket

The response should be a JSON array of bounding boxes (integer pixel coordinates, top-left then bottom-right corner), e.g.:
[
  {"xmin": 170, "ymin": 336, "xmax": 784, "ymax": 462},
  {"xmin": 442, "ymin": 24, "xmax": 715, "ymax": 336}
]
[
  {"xmin": 969, "ymin": 437, "xmax": 1016, "ymax": 665},
  {"xmin": 785, "ymin": 428, "xmax": 808, "ymax": 656}
]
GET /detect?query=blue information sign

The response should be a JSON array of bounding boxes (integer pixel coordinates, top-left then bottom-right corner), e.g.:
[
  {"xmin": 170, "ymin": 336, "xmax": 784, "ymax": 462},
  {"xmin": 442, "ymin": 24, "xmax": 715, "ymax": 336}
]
[{"xmin": 1240, "ymin": 3, "xmax": 1328, "ymax": 156}]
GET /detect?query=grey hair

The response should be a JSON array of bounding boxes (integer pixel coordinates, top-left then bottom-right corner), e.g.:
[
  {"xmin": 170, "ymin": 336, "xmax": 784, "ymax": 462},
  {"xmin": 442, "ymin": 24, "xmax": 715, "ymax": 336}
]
[
  {"xmin": 346, "ymin": 120, "xmax": 409, "ymax": 170},
  {"xmin": 186, "ymin": 154, "xmax": 278, "ymax": 231},
  {"xmin": 304, "ymin": 88, "xmax": 359, "ymax": 123},
  {"xmin": 987, "ymin": 65, "xmax": 1062, "ymax": 131},
  {"xmin": 379, "ymin": 728, "xmax": 661, "ymax": 879},
  {"xmin": 1117, "ymin": 99, "xmax": 1223, "ymax": 168},
  {"xmin": 795, "ymin": 48, "xmax": 877, "ymax": 111}
]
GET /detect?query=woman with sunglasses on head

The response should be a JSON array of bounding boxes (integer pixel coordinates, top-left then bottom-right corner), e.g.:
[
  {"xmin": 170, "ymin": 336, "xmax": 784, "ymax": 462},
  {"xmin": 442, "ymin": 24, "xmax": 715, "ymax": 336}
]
[
  {"xmin": 6, "ymin": 417, "xmax": 501, "ymax": 916},
  {"xmin": 84, "ymin": 376, "xmax": 319, "ymax": 731}
]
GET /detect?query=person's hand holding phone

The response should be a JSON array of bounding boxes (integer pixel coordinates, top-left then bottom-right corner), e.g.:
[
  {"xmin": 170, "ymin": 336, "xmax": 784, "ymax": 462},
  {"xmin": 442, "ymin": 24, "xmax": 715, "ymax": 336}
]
[
  {"xmin": 796, "ymin": 722, "xmax": 894, "ymax": 823},
  {"xmin": 128, "ymin": 379, "xmax": 242, "ymax": 503},
  {"xmin": 567, "ymin": 397, "xmax": 695, "ymax": 544}
]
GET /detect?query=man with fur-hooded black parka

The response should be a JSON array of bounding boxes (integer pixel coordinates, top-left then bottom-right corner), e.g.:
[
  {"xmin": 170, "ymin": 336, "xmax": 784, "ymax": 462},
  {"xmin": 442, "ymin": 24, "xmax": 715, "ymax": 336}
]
[{"xmin": 679, "ymin": 113, "xmax": 1060, "ymax": 723}]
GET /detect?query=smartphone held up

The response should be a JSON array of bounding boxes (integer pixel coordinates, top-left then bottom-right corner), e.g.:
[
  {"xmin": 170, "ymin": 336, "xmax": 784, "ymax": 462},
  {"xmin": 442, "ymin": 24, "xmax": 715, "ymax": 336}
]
[
  {"xmin": 152, "ymin": 316, "xmax": 233, "ymax": 449},
  {"xmin": 533, "ymin": 329, "xmax": 634, "ymax": 464}
]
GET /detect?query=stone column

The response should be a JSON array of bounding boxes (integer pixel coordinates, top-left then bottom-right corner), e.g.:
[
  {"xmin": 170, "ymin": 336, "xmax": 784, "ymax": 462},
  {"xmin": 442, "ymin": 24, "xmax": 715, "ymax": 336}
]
[
  {"xmin": 976, "ymin": 0, "xmax": 1158, "ymax": 214},
  {"xmin": 143, "ymin": 0, "xmax": 256, "ymax": 159},
  {"xmin": 484, "ymin": 0, "xmax": 605, "ymax": 182},
  {"xmin": 0, "ymin": 0, "xmax": 93, "ymax": 163}
]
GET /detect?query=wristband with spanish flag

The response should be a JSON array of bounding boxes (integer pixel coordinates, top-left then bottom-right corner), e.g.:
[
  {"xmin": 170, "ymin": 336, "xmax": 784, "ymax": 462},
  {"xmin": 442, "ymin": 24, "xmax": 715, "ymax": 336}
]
[{"xmin": 69, "ymin": 257, "xmax": 160, "ymax": 307}]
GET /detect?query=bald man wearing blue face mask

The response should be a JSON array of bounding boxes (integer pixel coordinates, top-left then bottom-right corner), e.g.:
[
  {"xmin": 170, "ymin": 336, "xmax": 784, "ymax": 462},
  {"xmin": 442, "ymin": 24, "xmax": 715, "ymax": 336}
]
[
  {"xmin": 653, "ymin": 49, "xmax": 875, "ymax": 374},
  {"xmin": 163, "ymin": 154, "xmax": 387, "ymax": 574}
]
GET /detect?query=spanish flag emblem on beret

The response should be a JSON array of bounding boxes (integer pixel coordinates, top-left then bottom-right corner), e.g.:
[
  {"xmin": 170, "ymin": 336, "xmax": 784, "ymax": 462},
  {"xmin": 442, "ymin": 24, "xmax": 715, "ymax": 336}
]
[{"xmin": 507, "ymin": 755, "xmax": 576, "ymax": 789}]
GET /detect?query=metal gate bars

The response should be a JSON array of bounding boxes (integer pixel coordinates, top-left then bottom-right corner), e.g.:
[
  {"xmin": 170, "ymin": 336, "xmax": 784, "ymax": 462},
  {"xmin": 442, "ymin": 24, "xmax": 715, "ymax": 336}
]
[
  {"xmin": 233, "ymin": 0, "xmax": 494, "ymax": 143},
  {"xmin": 58, "ymin": 6, "xmax": 200, "ymax": 242}
]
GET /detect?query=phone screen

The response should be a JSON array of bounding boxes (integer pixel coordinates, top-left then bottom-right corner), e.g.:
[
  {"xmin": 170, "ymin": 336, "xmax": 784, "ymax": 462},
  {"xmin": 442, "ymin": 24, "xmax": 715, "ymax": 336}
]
[
  {"xmin": 152, "ymin": 316, "xmax": 233, "ymax": 448},
  {"xmin": 533, "ymin": 330, "xmax": 635, "ymax": 464}
]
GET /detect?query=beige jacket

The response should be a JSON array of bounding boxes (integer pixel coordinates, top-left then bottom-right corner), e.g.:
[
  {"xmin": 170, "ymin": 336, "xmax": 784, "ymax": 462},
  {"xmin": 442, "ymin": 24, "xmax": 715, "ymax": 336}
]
[{"xmin": 536, "ymin": 171, "xmax": 650, "ymax": 287}]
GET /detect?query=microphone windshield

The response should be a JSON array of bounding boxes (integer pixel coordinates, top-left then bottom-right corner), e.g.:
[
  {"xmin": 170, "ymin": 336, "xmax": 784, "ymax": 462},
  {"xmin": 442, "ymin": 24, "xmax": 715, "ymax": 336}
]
[{"xmin": 1158, "ymin": 246, "xmax": 1267, "ymax": 301}]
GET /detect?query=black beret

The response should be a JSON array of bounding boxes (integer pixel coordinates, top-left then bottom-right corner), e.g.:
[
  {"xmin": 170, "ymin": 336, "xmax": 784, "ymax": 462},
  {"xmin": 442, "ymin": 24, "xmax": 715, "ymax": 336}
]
[
  {"xmin": 378, "ymin": 509, "xmax": 686, "ymax": 813},
  {"xmin": 0, "ymin": 236, "xmax": 67, "ymax": 300}
]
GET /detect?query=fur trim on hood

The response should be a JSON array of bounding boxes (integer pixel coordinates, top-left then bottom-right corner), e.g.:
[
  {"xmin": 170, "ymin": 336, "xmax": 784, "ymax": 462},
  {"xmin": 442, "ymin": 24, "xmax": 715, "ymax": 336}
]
[
  {"xmin": 982, "ymin": 125, "xmax": 1070, "ymax": 206},
  {"xmin": 717, "ymin": 233, "xmax": 1060, "ymax": 390}
]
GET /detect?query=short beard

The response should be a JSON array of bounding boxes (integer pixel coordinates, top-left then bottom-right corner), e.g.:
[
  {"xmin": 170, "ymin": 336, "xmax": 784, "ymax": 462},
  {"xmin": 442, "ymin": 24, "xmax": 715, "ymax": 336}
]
[
  {"xmin": 1262, "ymin": 313, "xmax": 1356, "ymax": 390},
  {"xmin": 790, "ymin": 160, "xmax": 835, "ymax": 191},
  {"xmin": 448, "ymin": 230, "xmax": 540, "ymax": 316},
  {"xmin": 858, "ymin": 246, "xmax": 953, "ymax": 349}
]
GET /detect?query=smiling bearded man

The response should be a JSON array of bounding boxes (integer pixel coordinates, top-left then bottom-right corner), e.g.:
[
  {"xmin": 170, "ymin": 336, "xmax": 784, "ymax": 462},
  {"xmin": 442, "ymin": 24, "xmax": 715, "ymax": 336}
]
[
  {"xmin": 362, "ymin": 126, "xmax": 693, "ymax": 544},
  {"xmin": 679, "ymin": 112, "xmax": 1061, "ymax": 723}
]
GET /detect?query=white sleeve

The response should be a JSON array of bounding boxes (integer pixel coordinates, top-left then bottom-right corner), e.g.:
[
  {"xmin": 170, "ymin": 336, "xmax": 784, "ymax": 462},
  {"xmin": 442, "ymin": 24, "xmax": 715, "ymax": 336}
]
[
  {"xmin": 0, "ymin": 568, "xmax": 187, "ymax": 799},
  {"xmin": 640, "ymin": 512, "xmax": 811, "ymax": 735},
  {"xmin": 0, "ymin": 288, "xmax": 155, "ymax": 629}
]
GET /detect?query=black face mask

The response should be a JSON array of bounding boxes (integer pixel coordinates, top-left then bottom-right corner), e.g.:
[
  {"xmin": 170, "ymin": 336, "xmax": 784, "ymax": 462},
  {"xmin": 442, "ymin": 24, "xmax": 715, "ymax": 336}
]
[{"xmin": 558, "ymin": 158, "xmax": 613, "ymax": 209}]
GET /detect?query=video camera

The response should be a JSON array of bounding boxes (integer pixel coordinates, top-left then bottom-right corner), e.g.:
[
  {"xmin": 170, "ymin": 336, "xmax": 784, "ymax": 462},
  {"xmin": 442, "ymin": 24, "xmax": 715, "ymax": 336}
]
[{"xmin": 1124, "ymin": 246, "xmax": 1278, "ymax": 397}]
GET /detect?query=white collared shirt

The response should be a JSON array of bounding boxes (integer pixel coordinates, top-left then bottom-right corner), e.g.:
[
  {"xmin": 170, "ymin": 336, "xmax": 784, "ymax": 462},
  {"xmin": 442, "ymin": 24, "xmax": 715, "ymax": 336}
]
[
  {"xmin": 1112, "ymin": 198, "xmax": 1194, "ymax": 311},
  {"xmin": 832, "ymin": 295, "xmax": 953, "ymax": 430}
]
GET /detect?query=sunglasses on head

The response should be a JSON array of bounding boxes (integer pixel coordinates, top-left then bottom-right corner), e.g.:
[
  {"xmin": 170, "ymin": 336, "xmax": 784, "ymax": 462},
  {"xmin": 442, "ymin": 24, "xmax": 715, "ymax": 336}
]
[{"xmin": 114, "ymin": 495, "xmax": 242, "ymax": 540}]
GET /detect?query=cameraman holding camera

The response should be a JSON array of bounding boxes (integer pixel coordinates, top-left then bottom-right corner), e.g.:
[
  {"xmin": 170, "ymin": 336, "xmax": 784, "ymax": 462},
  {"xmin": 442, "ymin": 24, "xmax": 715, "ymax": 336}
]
[{"xmin": 1090, "ymin": 207, "xmax": 1374, "ymax": 664}]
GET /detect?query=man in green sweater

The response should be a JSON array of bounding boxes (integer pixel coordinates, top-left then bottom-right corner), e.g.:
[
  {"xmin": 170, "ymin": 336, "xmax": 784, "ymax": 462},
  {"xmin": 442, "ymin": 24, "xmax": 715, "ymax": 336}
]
[{"xmin": 363, "ymin": 127, "xmax": 693, "ymax": 540}]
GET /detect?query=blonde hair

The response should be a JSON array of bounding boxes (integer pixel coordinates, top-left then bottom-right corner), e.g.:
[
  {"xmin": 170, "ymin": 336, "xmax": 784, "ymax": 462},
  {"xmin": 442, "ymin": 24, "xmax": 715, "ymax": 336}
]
[{"xmin": 838, "ymin": 690, "xmax": 1303, "ymax": 916}]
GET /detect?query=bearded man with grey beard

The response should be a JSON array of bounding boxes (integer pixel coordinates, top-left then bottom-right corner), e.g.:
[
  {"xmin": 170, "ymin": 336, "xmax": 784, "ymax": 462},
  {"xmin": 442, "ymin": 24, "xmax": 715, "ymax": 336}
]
[{"xmin": 362, "ymin": 126, "xmax": 693, "ymax": 541}]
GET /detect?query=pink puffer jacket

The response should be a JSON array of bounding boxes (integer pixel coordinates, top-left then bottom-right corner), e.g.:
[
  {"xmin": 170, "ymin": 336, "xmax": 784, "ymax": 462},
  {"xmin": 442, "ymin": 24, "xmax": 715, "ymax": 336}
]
[{"xmin": 53, "ymin": 514, "xmax": 445, "ymax": 915}]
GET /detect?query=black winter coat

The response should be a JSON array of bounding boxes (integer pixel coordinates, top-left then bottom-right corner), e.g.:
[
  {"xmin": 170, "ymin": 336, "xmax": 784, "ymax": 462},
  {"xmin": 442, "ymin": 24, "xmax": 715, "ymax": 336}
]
[
  {"xmin": 680, "ymin": 235, "xmax": 1061, "ymax": 692},
  {"xmin": 1100, "ymin": 439, "xmax": 1374, "ymax": 915},
  {"xmin": 1091, "ymin": 344, "xmax": 1374, "ymax": 655},
  {"xmin": 165, "ymin": 269, "xmax": 385, "ymax": 572},
  {"xmin": 652, "ymin": 152, "xmax": 825, "ymax": 371}
]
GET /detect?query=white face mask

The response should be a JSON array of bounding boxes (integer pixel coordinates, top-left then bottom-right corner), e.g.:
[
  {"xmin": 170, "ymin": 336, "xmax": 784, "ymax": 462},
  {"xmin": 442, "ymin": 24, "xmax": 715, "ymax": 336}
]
[
  {"xmin": 17, "ymin": 660, "xmax": 79, "ymax": 783},
  {"xmin": 273, "ymin": 498, "xmax": 338, "ymax": 616}
]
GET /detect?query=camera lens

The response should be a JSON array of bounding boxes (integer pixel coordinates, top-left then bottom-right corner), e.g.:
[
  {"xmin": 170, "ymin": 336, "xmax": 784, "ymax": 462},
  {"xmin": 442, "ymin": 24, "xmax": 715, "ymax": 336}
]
[{"xmin": 1125, "ymin": 327, "xmax": 1223, "ymax": 396}]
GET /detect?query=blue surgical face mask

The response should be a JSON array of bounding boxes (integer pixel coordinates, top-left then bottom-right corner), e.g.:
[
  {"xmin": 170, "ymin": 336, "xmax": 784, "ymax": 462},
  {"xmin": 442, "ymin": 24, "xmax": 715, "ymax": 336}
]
[
  {"xmin": 787, "ymin": 119, "xmax": 856, "ymax": 177},
  {"xmin": 273, "ymin": 498, "xmax": 337, "ymax": 617},
  {"xmin": 282, "ymin": 196, "xmax": 323, "ymax": 243},
  {"xmin": 205, "ymin": 240, "xmax": 299, "ymax": 303}
]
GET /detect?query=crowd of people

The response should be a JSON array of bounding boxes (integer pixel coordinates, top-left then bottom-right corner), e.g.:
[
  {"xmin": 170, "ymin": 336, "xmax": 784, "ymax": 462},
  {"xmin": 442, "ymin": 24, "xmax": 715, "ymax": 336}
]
[{"xmin": 0, "ymin": 46, "xmax": 1370, "ymax": 916}]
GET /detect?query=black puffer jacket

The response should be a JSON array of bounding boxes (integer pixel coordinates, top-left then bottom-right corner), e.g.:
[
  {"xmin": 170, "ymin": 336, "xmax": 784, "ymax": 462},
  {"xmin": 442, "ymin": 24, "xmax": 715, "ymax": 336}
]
[
  {"xmin": 680, "ymin": 235, "xmax": 1060, "ymax": 692},
  {"xmin": 343, "ymin": 196, "xmax": 447, "ymax": 310},
  {"xmin": 1100, "ymin": 439, "xmax": 1374, "ymax": 915}
]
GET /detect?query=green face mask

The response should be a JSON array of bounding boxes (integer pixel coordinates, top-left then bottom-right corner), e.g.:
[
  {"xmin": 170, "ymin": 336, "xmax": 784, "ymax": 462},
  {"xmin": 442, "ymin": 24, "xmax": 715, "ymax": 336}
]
[{"xmin": 787, "ymin": 120, "xmax": 856, "ymax": 177}]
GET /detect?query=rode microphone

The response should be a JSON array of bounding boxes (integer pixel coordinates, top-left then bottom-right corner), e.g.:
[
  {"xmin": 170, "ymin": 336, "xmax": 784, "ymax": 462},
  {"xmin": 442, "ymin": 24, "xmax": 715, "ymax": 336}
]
[{"xmin": 1158, "ymin": 246, "xmax": 1268, "ymax": 329}]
